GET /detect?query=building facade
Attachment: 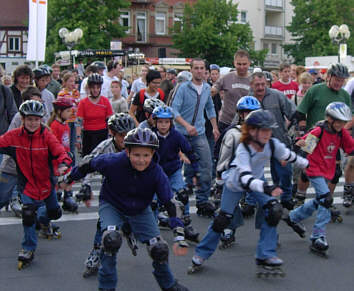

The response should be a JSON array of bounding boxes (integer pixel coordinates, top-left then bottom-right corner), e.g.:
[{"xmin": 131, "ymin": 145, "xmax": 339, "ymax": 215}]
[{"xmin": 234, "ymin": 0, "xmax": 294, "ymax": 69}]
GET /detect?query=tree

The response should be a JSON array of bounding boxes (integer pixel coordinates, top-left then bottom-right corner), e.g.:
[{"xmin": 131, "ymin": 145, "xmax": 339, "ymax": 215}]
[
  {"xmin": 45, "ymin": 0, "xmax": 130, "ymax": 63},
  {"xmin": 171, "ymin": 0, "xmax": 267, "ymax": 67},
  {"xmin": 284, "ymin": 0, "xmax": 354, "ymax": 64}
]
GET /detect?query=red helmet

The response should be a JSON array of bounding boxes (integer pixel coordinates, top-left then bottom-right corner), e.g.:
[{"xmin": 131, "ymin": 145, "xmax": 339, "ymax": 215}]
[{"xmin": 53, "ymin": 97, "xmax": 73, "ymax": 110}]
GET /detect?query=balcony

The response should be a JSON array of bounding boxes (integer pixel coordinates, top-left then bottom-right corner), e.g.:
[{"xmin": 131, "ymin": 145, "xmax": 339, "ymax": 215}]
[
  {"xmin": 264, "ymin": 26, "xmax": 283, "ymax": 39},
  {"xmin": 265, "ymin": 0, "xmax": 283, "ymax": 11}
]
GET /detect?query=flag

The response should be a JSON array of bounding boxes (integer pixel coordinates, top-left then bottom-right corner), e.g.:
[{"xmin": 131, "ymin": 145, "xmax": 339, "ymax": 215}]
[{"xmin": 26, "ymin": 0, "xmax": 48, "ymax": 62}]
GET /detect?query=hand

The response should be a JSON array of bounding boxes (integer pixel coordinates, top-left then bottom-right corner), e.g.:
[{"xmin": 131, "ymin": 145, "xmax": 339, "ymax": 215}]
[
  {"xmin": 271, "ymin": 187, "xmax": 283, "ymax": 197},
  {"xmin": 186, "ymin": 124, "xmax": 198, "ymax": 136},
  {"xmin": 213, "ymin": 127, "xmax": 220, "ymax": 141},
  {"xmin": 296, "ymin": 139, "xmax": 306, "ymax": 147}
]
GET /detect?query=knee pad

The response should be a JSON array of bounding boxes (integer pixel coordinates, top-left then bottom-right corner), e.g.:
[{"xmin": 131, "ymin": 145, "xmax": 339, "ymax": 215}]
[
  {"xmin": 102, "ymin": 226, "xmax": 122, "ymax": 256},
  {"xmin": 47, "ymin": 206, "xmax": 62, "ymax": 220},
  {"xmin": 212, "ymin": 211, "xmax": 233, "ymax": 233},
  {"xmin": 263, "ymin": 200, "xmax": 283, "ymax": 227},
  {"xmin": 147, "ymin": 236, "xmax": 169, "ymax": 263},
  {"xmin": 330, "ymin": 164, "xmax": 342, "ymax": 184},
  {"xmin": 300, "ymin": 171, "xmax": 309, "ymax": 183},
  {"xmin": 175, "ymin": 188, "xmax": 189, "ymax": 205},
  {"xmin": 22, "ymin": 204, "xmax": 36, "ymax": 227},
  {"xmin": 317, "ymin": 192, "xmax": 333, "ymax": 209}
]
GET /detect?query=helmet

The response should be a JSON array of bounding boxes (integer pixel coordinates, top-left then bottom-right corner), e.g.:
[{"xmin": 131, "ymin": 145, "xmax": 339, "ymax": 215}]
[
  {"xmin": 108, "ymin": 113, "xmax": 136, "ymax": 133},
  {"xmin": 53, "ymin": 97, "xmax": 73, "ymax": 110},
  {"xmin": 91, "ymin": 61, "xmax": 106, "ymax": 71},
  {"xmin": 325, "ymin": 102, "xmax": 352, "ymax": 122},
  {"xmin": 33, "ymin": 67, "xmax": 51, "ymax": 79},
  {"xmin": 245, "ymin": 109, "xmax": 278, "ymax": 129},
  {"xmin": 124, "ymin": 128, "xmax": 159, "ymax": 149},
  {"xmin": 263, "ymin": 71, "xmax": 273, "ymax": 83},
  {"xmin": 327, "ymin": 64, "xmax": 349, "ymax": 78},
  {"xmin": 87, "ymin": 73, "xmax": 103, "ymax": 86},
  {"xmin": 19, "ymin": 100, "xmax": 45, "ymax": 117},
  {"xmin": 152, "ymin": 106, "xmax": 174, "ymax": 119},
  {"xmin": 177, "ymin": 71, "xmax": 192, "ymax": 83},
  {"xmin": 237, "ymin": 96, "xmax": 261, "ymax": 112},
  {"xmin": 143, "ymin": 98, "xmax": 165, "ymax": 114}
]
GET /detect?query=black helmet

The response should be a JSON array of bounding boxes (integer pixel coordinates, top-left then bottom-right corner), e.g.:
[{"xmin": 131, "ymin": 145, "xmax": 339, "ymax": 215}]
[
  {"xmin": 124, "ymin": 128, "xmax": 159, "ymax": 149},
  {"xmin": 88, "ymin": 73, "xmax": 103, "ymax": 86},
  {"xmin": 33, "ymin": 67, "xmax": 50, "ymax": 79},
  {"xmin": 19, "ymin": 100, "xmax": 45, "ymax": 117},
  {"xmin": 327, "ymin": 64, "xmax": 349, "ymax": 78},
  {"xmin": 108, "ymin": 113, "xmax": 136, "ymax": 133},
  {"xmin": 245, "ymin": 109, "xmax": 278, "ymax": 129},
  {"xmin": 91, "ymin": 61, "xmax": 106, "ymax": 71}
]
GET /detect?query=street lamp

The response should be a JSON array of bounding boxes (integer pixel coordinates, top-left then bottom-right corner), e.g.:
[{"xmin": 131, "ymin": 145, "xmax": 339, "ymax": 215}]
[
  {"xmin": 58, "ymin": 27, "xmax": 83, "ymax": 67},
  {"xmin": 329, "ymin": 24, "xmax": 350, "ymax": 63}
]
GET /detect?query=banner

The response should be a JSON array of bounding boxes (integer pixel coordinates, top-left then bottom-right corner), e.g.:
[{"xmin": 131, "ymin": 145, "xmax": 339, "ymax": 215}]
[{"xmin": 26, "ymin": 0, "xmax": 48, "ymax": 62}]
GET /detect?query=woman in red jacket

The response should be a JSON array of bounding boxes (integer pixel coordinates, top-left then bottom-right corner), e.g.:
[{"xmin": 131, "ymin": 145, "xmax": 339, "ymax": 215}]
[{"xmin": 0, "ymin": 100, "xmax": 72, "ymax": 270}]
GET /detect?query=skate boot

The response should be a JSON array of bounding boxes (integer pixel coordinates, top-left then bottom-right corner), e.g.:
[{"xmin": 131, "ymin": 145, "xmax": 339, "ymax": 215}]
[
  {"xmin": 158, "ymin": 211, "xmax": 170, "ymax": 229},
  {"xmin": 330, "ymin": 205, "xmax": 343, "ymax": 223},
  {"xmin": 39, "ymin": 223, "xmax": 62, "ymax": 240},
  {"xmin": 163, "ymin": 281, "xmax": 189, "ymax": 291},
  {"xmin": 10, "ymin": 196, "xmax": 22, "ymax": 217},
  {"xmin": 184, "ymin": 225, "xmax": 199, "ymax": 243},
  {"xmin": 294, "ymin": 191, "xmax": 306, "ymax": 208},
  {"xmin": 256, "ymin": 257, "xmax": 285, "ymax": 278},
  {"xmin": 18, "ymin": 249, "xmax": 34, "ymax": 270},
  {"xmin": 182, "ymin": 215, "xmax": 191, "ymax": 226},
  {"xmin": 121, "ymin": 223, "xmax": 138, "ymax": 256},
  {"xmin": 187, "ymin": 255, "xmax": 205, "ymax": 274},
  {"xmin": 196, "ymin": 201, "xmax": 216, "ymax": 218},
  {"xmin": 219, "ymin": 228, "xmax": 235, "ymax": 249},
  {"xmin": 83, "ymin": 246, "xmax": 101, "ymax": 278},
  {"xmin": 343, "ymin": 184, "xmax": 353, "ymax": 208},
  {"xmin": 281, "ymin": 199, "xmax": 296, "ymax": 211},
  {"xmin": 240, "ymin": 203, "xmax": 255, "ymax": 218},
  {"xmin": 310, "ymin": 237, "xmax": 329, "ymax": 257},
  {"xmin": 283, "ymin": 215, "xmax": 306, "ymax": 238},
  {"xmin": 62, "ymin": 190, "xmax": 78, "ymax": 213},
  {"xmin": 76, "ymin": 184, "xmax": 92, "ymax": 203}
]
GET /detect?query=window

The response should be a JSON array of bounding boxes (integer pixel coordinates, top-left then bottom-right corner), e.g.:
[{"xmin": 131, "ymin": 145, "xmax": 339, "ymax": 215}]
[
  {"xmin": 155, "ymin": 12, "xmax": 166, "ymax": 35},
  {"xmin": 240, "ymin": 11, "xmax": 247, "ymax": 23},
  {"xmin": 120, "ymin": 11, "xmax": 130, "ymax": 33},
  {"xmin": 136, "ymin": 12, "xmax": 146, "ymax": 42},
  {"xmin": 8, "ymin": 37, "xmax": 20, "ymax": 52},
  {"xmin": 271, "ymin": 43, "xmax": 277, "ymax": 55}
]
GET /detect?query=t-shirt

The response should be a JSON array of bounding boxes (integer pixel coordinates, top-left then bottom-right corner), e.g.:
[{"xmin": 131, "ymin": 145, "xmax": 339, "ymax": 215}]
[
  {"xmin": 50, "ymin": 119, "xmax": 70, "ymax": 152},
  {"xmin": 77, "ymin": 96, "xmax": 113, "ymax": 131},
  {"xmin": 214, "ymin": 72, "xmax": 250, "ymax": 125},
  {"xmin": 272, "ymin": 80, "xmax": 299, "ymax": 100},
  {"xmin": 297, "ymin": 83, "xmax": 351, "ymax": 130}
]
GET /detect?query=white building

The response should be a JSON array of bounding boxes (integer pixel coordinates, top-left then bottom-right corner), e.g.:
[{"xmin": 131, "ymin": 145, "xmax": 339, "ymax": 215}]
[{"xmin": 234, "ymin": 0, "xmax": 294, "ymax": 69}]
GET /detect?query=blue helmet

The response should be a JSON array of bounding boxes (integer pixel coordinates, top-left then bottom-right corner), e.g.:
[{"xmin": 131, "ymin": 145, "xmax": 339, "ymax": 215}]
[
  {"xmin": 152, "ymin": 106, "xmax": 174, "ymax": 119},
  {"xmin": 245, "ymin": 109, "xmax": 278, "ymax": 129},
  {"xmin": 237, "ymin": 96, "xmax": 261, "ymax": 112}
]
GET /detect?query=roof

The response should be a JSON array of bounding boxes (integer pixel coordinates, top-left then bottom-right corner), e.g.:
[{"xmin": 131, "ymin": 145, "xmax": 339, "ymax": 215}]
[{"xmin": 0, "ymin": 0, "xmax": 28, "ymax": 27}]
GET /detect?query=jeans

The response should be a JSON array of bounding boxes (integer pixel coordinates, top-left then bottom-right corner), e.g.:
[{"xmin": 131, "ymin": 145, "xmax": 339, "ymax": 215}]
[
  {"xmin": 0, "ymin": 172, "xmax": 18, "ymax": 208},
  {"xmin": 289, "ymin": 177, "xmax": 331, "ymax": 239},
  {"xmin": 207, "ymin": 135, "xmax": 216, "ymax": 180},
  {"xmin": 195, "ymin": 186, "xmax": 278, "ymax": 261},
  {"xmin": 183, "ymin": 134, "xmax": 212, "ymax": 204},
  {"xmin": 169, "ymin": 169, "xmax": 189, "ymax": 215},
  {"xmin": 20, "ymin": 189, "xmax": 60, "ymax": 251},
  {"xmin": 98, "ymin": 201, "xmax": 176, "ymax": 290},
  {"xmin": 69, "ymin": 122, "xmax": 76, "ymax": 165},
  {"xmin": 270, "ymin": 158, "xmax": 293, "ymax": 202}
]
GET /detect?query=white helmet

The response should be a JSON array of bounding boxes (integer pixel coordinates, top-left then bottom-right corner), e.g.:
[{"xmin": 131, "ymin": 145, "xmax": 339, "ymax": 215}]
[{"xmin": 325, "ymin": 102, "xmax": 352, "ymax": 122}]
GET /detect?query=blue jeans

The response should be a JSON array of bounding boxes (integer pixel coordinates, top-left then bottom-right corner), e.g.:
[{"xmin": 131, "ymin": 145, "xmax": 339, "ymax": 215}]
[
  {"xmin": 195, "ymin": 186, "xmax": 278, "ymax": 260},
  {"xmin": 183, "ymin": 134, "xmax": 212, "ymax": 204},
  {"xmin": 69, "ymin": 122, "xmax": 76, "ymax": 165},
  {"xmin": 0, "ymin": 172, "xmax": 18, "ymax": 208},
  {"xmin": 289, "ymin": 177, "xmax": 331, "ymax": 239},
  {"xmin": 169, "ymin": 169, "xmax": 189, "ymax": 216},
  {"xmin": 98, "ymin": 201, "xmax": 176, "ymax": 290},
  {"xmin": 270, "ymin": 158, "xmax": 293, "ymax": 202},
  {"xmin": 20, "ymin": 189, "xmax": 60, "ymax": 251}
]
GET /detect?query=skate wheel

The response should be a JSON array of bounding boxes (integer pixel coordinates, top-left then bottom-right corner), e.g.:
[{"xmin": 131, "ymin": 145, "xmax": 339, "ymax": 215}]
[{"xmin": 17, "ymin": 261, "xmax": 23, "ymax": 270}]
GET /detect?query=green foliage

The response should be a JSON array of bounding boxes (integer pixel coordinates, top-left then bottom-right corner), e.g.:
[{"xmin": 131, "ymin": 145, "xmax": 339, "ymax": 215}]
[
  {"xmin": 284, "ymin": 0, "xmax": 354, "ymax": 64},
  {"xmin": 46, "ymin": 0, "xmax": 130, "ymax": 63},
  {"xmin": 171, "ymin": 0, "xmax": 266, "ymax": 67}
]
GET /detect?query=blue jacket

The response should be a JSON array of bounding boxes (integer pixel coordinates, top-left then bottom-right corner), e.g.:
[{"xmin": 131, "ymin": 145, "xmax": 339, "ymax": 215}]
[
  {"xmin": 70, "ymin": 151, "xmax": 173, "ymax": 216},
  {"xmin": 171, "ymin": 81, "xmax": 216, "ymax": 136},
  {"xmin": 154, "ymin": 127, "xmax": 199, "ymax": 176}
]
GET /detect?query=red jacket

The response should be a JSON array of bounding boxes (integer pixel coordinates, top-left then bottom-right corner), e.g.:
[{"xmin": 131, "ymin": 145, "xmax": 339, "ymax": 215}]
[{"xmin": 0, "ymin": 126, "xmax": 72, "ymax": 200}]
